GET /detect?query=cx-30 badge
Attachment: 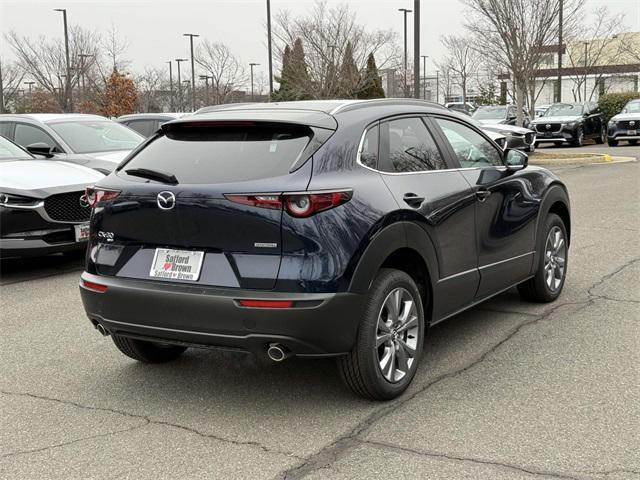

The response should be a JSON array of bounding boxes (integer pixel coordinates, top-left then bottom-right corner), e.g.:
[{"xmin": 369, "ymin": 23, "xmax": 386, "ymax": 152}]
[{"xmin": 157, "ymin": 191, "xmax": 176, "ymax": 210}]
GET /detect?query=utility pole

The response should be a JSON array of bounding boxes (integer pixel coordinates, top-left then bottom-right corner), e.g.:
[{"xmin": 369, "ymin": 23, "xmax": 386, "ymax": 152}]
[
  {"xmin": 54, "ymin": 9, "xmax": 72, "ymax": 111},
  {"xmin": 167, "ymin": 61, "xmax": 174, "ymax": 111},
  {"xmin": 199, "ymin": 75, "xmax": 211, "ymax": 105},
  {"xmin": 398, "ymin": 8, "xmax": 412, "ymax": 98},
  {"xmin": 266, "ymin": 0, "xmax": 274, "ymax": 97},
  {"xmin": 175, "ymin": 58, "xmax": 187, "ymax": 111},
  {"xmin": 249, "ymin": 63, "xmax": 260, "ymax": 101},
  {"xmin": 183, "ymin": 33, "xmax": 199, "ymax": 112},
  {"xmin": 413, "ymin": 0, "xmax": 420, "ymax": 99},
  {"xmin": 421, "ymin": 55, "xmax": 428, "ymax": 100},
  {"xmin": 557, "ymin": 0, "xmax": 563, "ymax": 102}
]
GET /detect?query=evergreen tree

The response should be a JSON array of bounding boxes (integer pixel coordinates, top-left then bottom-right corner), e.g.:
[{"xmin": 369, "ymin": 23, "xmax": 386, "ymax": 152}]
[
  {"xmin": 272, "ymin": 45, "xmax": 292, "ymax": 101},
  {"xmin": 289, "ymin": 38, "xmax": 311, "ymax": 100},
  {"xmin": 358, "ymin": 53, "xmax": 385, "ymax": 99},
  {"xmin": 338, "ymin": 41, "xmax": 360, "ymax": 98}
]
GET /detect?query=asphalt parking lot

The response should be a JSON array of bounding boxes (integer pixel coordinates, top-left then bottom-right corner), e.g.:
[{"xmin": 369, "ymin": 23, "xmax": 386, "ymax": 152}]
[{"xmin": 1, "ymin": 157, "xmax": 639, "ymax": 479}]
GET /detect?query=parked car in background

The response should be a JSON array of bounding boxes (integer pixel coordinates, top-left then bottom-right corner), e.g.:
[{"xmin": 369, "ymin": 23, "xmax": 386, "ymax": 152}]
[
  {"xmin": 445, "ymin": 102, "xmax": 475, "ymax": 116},
  {"xmin": 0, "ymin": 114, "xmax": 144, "ymax": 173},
  {"xmin": 0, "ymin": 135, "xmax": 104, "ymax": 259},
  {"xmin": 472, "ymin": 105, "xmax": 531, "ymax": 128},
  {"xmin": 79, "ymin": 99, "xmax": 570, "ymax": 400},
  {"xmin": 607, "ymin": 98, "xmax": 640, "ymax": 146},
  {"xmin": 535, "ymin": 104, "xmax": 550, "ymax": 118},
  {"xmin": 529, "ymin": 102, "xmax": 605, "ymax": 147},
  {"xmin": 116, "ymin": 113, "xmax": 184, "ymax": 138}
]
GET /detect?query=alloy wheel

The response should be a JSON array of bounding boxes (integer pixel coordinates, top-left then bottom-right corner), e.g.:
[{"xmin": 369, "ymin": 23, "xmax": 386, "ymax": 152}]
[
  {"xmin": 375, "ymin": 288, "xmax": 419, "ymax": 383},
  {"xmin": 544, "ymin": 226, "xmax": 566, "ymax": 292}
]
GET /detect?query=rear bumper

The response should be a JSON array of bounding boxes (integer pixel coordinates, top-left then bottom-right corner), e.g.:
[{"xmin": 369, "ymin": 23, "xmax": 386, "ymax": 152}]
[{"xmin": 79, "ymin": 272, "xmax": 364, "ymax": 356}]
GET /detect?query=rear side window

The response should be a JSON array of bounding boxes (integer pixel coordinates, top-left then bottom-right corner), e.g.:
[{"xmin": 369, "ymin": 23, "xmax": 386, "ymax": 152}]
[
  {"xmin": 359, "ymin": 125, "xmax": 378, "ymax": 169},
  {"xmin": 379, "ymin": 117, "xmax": 446, "ymax": 173},
  {"xmin": 123, "ymin": 123, "xmax": 313, "ymax": 184}
]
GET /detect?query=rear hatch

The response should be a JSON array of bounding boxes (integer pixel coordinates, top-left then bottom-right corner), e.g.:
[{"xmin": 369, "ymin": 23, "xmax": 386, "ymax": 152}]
[{"xmin": 91, "ymin": 117, "xmax": 334, "ymax": 289}]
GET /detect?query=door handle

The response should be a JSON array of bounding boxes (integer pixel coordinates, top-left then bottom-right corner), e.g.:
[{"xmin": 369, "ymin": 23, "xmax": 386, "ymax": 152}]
[
  {"xmin": 403, "ymin": 193, "xmax": 425, "ymax": 207},
  {"xmin": 476, "ymin": 189, "xmax": 492, "ymax": 202}
]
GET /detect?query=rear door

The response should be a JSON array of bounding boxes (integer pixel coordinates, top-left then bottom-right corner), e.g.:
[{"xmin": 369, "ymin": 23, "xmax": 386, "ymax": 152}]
[
  {"xmin": 370, "ymin": 116, "xmax": 479, "ymax": 319},
  {"xmin": 92, "ymin": 121, "xmax": 321, "ymax": 289}
]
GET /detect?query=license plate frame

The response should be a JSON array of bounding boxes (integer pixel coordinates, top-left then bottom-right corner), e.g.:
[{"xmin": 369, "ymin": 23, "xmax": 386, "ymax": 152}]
[
  {"xmin": 74, "ymin": 223, "xmax": 90, "ymax": 242},
  {"xmin": 149, "ymin": 248, "xmax": 205, "ymax": 281}
]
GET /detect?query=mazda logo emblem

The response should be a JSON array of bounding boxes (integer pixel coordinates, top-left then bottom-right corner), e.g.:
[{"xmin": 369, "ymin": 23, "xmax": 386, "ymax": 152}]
[
  {"xmin": 630, "ymin": 121, "xmax": 636, "ymax": 126},
  {"xmin": 79, "ymin": 194, "xmax": 90, "ymax": 208},
  {"xmin": 157, "ymin": 191, "xmax": 176, "ymax": 210},
  {"xmin": 546, "ymin": 124, "xmax": 551, "ymax": 130}
]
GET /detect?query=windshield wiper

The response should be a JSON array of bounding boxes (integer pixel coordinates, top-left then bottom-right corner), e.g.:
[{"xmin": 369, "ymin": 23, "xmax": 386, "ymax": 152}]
[{"xmin": 125, "ymin": 167, "xmax": 178, "ymax": 184}]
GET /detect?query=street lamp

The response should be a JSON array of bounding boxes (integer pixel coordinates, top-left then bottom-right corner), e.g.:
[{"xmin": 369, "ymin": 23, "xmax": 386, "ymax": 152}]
[
  {"xmin": 79, "ymin": 53, "xmax": 93, "ymax": 100},
  {"xmin": 249, "ymin": 63, "xmax": 260, "ymax": 101},
  {"xmin": 54, "ymin": 8, "xmax": 71, "ymax": 111},
  {"xmin": 175, "ymin": 58, "xmax": 188, "ymax": 111},
  {"xmin": 421, "ymin": 55, "xmax": 428, "ymax": 100},
  {"xmin": 166, "ymin": 61, "xmax": 174, "ymax": 111},
  {"xmin": 266, "ymin": 0, "xmax": 273, "ymax": 97},
  {"xmin": 24, "ymin": 81, "xmax": 36, "ymax": 96},
  {"xmin": 398, "ymin": 8, "xmax": 412, "ymax": 98},
  {"xmin": 199, "ymin": 75, "xmax": 211, "ymax": 105},
  {"xmin": 436, "ymin": 70, "xmax": 440, "ymax": 104},
  {"xmin": 583, "ymin": 41, "xmax": 589, "ymax": 101},
  {"xmin": 183, "ymin": 33, "xmax": 199, "ymax": 112}
]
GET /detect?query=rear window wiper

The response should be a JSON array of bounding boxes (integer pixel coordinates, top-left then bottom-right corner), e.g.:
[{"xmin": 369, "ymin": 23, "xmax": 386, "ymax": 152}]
[{"xmin": 125, "ymin": 167, "xmax": 178, "ymax": 184}]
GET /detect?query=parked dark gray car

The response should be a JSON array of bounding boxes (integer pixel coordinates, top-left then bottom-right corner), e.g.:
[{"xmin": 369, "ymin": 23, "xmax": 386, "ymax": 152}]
[
  {"xmin": 0, "ymin": 114, "xmax": 144, "ymax": 173},
  {"xmin": 607, "ymin": 99, "xmax": 640, "ymax": 146},
  {"xmin": 530, "ymin": 102, "xmax": 605, "ymax": 147}
]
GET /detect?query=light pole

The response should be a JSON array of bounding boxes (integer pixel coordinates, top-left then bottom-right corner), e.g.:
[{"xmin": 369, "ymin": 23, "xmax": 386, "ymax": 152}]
[
  {"xmin": 183, "ymin": 33, "xmax": 199, "ymax": 112},
  {"xmin": 24, "ymin": 81, "xmax": 36, "ymax": 96},
  {"xmin": 266, "ymin": 0, "xmax": 273, "ymax": 97},
  {"xmin": 249, "ymin": 63, "xmax": 260, "ymax": 101},
  {"xmin": 175, "ymin": 58, "xmax": 187, "ymax": 111},
  {"xmin": 557, "ymin": 0, "xmax": 563, "ymax": 102},
  {"xmin": 413, "ymin": 0, "xmax": 420, "ymax": 99},
  {"xmin": 398, "ymin": 8, "xmax": 412, "ymax": 98},
  {"xmin": 436, "ymin": 70, "xmax": 440, "ymax": 104},
  {"xmin": 167, "ymin": 61, "xmax": 174, "ymax": 111},
  {"xmin": 583, "ymin": 41, "xmax": 589, "ymax": 101},
  {"xmin": 199, "ymin": 75, "xmax": 211, "ymax": 105},
  {"xmin": 79, "ymin": 53, "xmax": 92, "ymax": 101},
  {"xmin": 54, "ymin": 8, "xmax": 71, "ymax": 111},
  {"xmin": 421, "ymin": 55, "xmax": 428, "ymax": 100}
]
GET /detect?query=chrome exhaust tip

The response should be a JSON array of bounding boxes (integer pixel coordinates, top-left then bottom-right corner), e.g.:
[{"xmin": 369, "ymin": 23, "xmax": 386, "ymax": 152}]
[
  {"xmin": 267, "ymin": 343, "xmax": 291, "ymax": 362},
  {"xmin": 96, "ymin": 323, "xmax": 110, "ymax": 337}
]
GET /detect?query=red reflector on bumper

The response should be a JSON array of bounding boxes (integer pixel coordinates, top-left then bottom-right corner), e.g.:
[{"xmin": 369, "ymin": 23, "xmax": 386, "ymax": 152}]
[
  {"xmin": 238, "ymin": 299, "xmax": 293, "ymax": 309},
  {"xmin": 81, "ymin": 279, "xmax": 108, "ymax": 293}
]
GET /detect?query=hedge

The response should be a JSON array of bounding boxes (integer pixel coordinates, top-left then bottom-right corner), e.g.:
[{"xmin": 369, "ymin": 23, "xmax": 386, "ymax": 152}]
[{"xmin": 598, "ymin": 91, "xmax": 640, "ymax": 123}]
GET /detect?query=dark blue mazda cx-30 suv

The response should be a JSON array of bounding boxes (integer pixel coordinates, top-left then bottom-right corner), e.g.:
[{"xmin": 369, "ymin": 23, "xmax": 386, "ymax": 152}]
[{"xmin": 80, "ymin": 99, "xmax": 570, "ymax": 400}]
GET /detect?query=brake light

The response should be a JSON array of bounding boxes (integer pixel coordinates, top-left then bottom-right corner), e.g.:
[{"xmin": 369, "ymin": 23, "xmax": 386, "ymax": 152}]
[
  {"xmin": 238, "ymin": 299, "xmax": 293, "ymax": 308},
  {"xmin": 225, "ymin": 190, "xmax": 352, "ymax": 218},
  {"xmin": 85, "ymin": 187, "xmax": 120, "ymax": 208},
  {"xmin": 81, "ymin": 279, "xmax": 108, "ymax": 293}
]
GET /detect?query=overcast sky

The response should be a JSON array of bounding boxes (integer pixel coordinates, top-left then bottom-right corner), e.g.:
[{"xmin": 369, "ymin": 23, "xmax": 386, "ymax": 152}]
[{"xmin": 1, "ymin": 0, "xmax": 638, "ymax": 81}]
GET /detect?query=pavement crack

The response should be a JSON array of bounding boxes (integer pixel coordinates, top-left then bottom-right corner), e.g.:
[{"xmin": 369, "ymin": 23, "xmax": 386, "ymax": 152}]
[
  {"xmin": 586, "ymin": 257, "xmax": 640, "ymax": 299},
  {"xmin": 0, "ymin": 390, "xmax": 302, "ymax": 460},
  {"xmin": 361, "ymin": 439, "xmax": 584, "ymax": 480}
]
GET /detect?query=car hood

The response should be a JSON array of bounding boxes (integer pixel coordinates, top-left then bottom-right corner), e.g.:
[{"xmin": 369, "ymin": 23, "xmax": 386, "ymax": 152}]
[
  {"xmin": 531, "ymin": 115, "xmax": 581, "ymax": 124},
  {"xmin": 610, "ymin": 112, "xmax": 640, "ymax": 122},
  {"xmin": 482, "ymin": 130, "xmax": 505, "ymax": 141},
  {"xmin": 0, "ymin": 159, "xmax": 104, "ymax": 191},
  {"xmin": 482, "ymin": 124, "xmax": 533, "ymax": 135},
  {"xmin": 476, "ymin": 118, "xmax": 507, "ymax": 125},
  {"xmin": 85, "ymin": 150, "xmax": 132, "ymax": 162}
]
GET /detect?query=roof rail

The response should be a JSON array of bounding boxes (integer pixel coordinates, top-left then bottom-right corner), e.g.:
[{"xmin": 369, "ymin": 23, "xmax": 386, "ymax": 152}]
[{"xmin": 332, "ymin": 98, "xmax": 448, "ymax": 115}]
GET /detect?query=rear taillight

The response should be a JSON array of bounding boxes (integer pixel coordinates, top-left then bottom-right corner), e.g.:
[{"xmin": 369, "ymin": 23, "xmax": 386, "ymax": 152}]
[
  {"xmin": 85, "ymin": 187, "xmax": 120, "ymax": 208},
  {"xmin": 225, "ymin": 190, "xmax": 352, "ymax": 218}
]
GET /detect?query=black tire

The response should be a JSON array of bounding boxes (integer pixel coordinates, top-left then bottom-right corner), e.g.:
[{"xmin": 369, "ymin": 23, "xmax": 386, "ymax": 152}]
[
  {"xmin": 570, "ymin": 127, "xmax": 584, "ymax": 147},
  {"xmin": 534, "ymin": 141, "xmax": 540, "ymax": 148},
  {"xmin": 595, "ymin": 126, "xmax": 605, "ymax": 144},
  {"xmin": 111, "ymin": 334, "xmax": 187, "ymax": 363},
  {"xmin": 338, "ymin": 269, "xmax": 425, "ymax": 400},
  {"xmin": 607, "ymin": 138, "xmax": 619, "ymax": 147},
  {"xmin": 518, "ymin": 213, "xmax": 568, "ymax": 303}
]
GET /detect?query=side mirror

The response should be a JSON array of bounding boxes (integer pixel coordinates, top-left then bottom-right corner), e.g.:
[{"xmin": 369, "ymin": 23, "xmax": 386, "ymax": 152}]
[
  {"xmin": 26, "ymin": 142, "xmax": 54, "ymax": 158},
  {"xmin": 505, "ymin": 149, "xmax": 528, "ymax": 172}
]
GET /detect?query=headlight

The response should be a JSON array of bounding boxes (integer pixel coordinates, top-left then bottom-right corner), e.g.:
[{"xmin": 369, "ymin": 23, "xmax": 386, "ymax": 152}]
[
  {"xmin": 0, "ymin": 193, "xmax": 41, "ymax": 207},
  {"xmin": 608, "ymin": 120, "xmax": 617, "ymax": 126},
  {"xmin": 564, "ymin": 122, "xmax": 576, "ymax": 128}
]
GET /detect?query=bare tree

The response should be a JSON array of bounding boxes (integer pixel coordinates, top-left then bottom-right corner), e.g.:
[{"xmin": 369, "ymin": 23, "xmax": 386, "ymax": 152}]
[
  {"xmin": 565, "ymin": 7, "xmax": 628, "ymax": 101},
  {"xmin": 0, "ymin": 59, "xmax": 25, "ymax": 113},
  {"xmin": 463, "ymin": 0, "xmax": 584, "ymax": 126},
  {"xmin": 435, "ymin": 58, "xmax": 455, "ymax": 103},
  {"xmin": 135, "ymin": 66, "xmax": 167, "ymax": 112},
  {"xmin": 5, "ymin": 26, "xmax": 101, "ymax": 112},
  {"xmin": 273, "ymin": 1, "xmax": 399, "ymax": 99},
  {"xmin": 195, "ymin": 40, "xmax": 247, "ymax": 104},
  {"xmin": 441, "ymin": 35, "xmax": 481, "ymax": 104}
]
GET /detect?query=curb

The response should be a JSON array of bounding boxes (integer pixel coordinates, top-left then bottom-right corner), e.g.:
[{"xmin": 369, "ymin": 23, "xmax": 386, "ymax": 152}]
[{"xmin": 529, "ymin": 154, "xmax": 637, "ymax": 166}]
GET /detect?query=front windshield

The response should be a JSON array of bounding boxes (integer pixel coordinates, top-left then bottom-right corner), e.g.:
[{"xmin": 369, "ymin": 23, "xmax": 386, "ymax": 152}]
[
  {"xmin": 545, "ymin": 103, "xmax": 583, "ymax": 117},
  {"xmin": 623, "ymin": 101, "xmax": 640, "ymax": 113},
  {"xmin": 473, "ymin": 106, "xmax": 506, "ymax": 120},
  {"xmin": 48, "ymin": 120, "xmax": 144, "ymax": 154},
  {"xmin": 0, "ymin": 135, "xmax": 33, "ymax": 160}
]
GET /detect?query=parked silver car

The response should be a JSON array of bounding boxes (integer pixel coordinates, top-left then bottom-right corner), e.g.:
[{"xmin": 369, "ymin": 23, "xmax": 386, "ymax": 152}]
[{"xmin": 0, "ymin": 114, "xmax": 144, "ymax": 173}]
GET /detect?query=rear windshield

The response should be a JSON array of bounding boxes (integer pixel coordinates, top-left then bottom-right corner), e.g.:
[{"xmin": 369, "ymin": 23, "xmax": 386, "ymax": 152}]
[
  {"xmin": 121, "ymin": 123, "xmax": 312, "ymax": 184},
  {"xmin": 49, "ymin": 120, "xmax": 144, "ymax": 153}
]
